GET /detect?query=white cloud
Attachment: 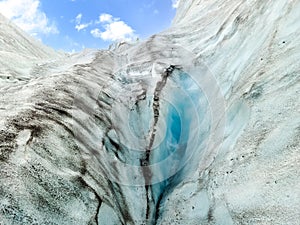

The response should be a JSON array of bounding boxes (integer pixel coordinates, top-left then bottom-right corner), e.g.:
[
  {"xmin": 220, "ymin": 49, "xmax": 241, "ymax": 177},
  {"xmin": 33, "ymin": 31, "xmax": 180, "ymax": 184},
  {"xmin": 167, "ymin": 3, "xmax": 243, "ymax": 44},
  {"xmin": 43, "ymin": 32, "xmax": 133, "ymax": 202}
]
[
  {"xmin": 75, "ymin": 13, "xmax": 82, "ymax": 24},
  {"xmin": 74, "ymin": 13, "xmax": 91, "ymax": 31},
  {"xmin": 0, "ymin": 0, "xmax": 58, "ymax": 35},
  {"xmin": 99, "ymin": 13, "xmax": 112, "ymax": 23},
  {"xmin": 90, "ymin": 28, "xmax": 101, "ymax": 38},
  {"xmin": 172, "ymin": 0, "xmax": 180, "ymax": 8},
  {"xmin": 91, "ymin": 13, "xmax": 136, "ymax": 42},
  {"xmin": 75, "ymin": 23, "xmax": 91, "ymax": 31}
]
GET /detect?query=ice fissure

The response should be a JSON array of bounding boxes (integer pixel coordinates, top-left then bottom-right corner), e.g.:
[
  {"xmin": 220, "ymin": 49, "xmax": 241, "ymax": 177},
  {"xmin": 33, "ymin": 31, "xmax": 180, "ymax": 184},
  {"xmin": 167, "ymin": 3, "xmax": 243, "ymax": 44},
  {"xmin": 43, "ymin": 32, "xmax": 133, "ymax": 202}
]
[
  {"xmin": 141, "ymin": 65, "xmax": 185, "ymax": 224},
  {"xmin": 141, "ymin": 65, "xmax": 177, "ymax": 222}
]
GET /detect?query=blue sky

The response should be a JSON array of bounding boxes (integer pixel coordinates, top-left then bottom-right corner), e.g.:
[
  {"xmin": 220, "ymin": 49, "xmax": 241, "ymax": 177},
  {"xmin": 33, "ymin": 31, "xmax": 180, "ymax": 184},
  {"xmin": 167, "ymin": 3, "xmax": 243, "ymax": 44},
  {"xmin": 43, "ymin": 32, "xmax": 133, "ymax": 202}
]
[{"xmin": 0, "ymin": 0, "xmax": 180, "ymax": 52}]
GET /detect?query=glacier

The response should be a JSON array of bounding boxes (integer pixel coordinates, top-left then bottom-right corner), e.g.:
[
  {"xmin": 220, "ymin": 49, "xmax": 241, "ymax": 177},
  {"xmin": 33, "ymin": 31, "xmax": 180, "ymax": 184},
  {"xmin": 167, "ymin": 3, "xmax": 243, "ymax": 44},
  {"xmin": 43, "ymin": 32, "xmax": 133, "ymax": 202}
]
[{"xmin": 0, "ymin": 0, "xmax": 300, "ymax": 225}]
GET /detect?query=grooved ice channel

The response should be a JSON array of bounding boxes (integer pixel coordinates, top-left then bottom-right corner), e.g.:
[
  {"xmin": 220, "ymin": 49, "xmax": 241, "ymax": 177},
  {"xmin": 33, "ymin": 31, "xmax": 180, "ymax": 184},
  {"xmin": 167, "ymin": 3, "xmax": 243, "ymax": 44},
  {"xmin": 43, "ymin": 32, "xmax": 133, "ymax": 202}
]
[
  {"xmin": 102, "ymin": 65, "xmax": 212, "ymax": 224},
  {"xmin": 148, "ymin": 67, "xmax": 210, "ymax": 224}
]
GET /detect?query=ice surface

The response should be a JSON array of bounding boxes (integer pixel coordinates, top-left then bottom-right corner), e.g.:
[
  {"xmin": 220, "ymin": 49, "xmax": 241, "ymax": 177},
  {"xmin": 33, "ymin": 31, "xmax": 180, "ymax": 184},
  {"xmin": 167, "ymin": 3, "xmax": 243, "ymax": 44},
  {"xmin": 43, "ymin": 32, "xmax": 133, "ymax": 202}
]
[{"xmin": 0, "ymin": 0, "xmax": 300, "ymax": 224}]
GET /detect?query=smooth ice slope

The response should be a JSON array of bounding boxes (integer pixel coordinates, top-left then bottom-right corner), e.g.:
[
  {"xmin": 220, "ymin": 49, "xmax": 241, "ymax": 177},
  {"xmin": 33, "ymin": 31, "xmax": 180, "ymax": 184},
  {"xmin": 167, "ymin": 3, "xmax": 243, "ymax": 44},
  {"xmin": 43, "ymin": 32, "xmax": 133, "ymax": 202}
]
[
  {"xmin": 0, "ymin": 13, "xmax": 61, "ymax": 84},
  {"xmin": 0, "ymin": 0, "xmax": 300, "ymax": 224}
]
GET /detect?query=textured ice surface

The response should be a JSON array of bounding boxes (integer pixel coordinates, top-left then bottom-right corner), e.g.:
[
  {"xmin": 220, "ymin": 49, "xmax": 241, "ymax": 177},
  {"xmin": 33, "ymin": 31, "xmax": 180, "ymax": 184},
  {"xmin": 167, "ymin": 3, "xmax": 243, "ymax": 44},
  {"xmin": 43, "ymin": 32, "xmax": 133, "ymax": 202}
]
[{"xmin": 0, "ymin": 0, "xmax": 300, "ymax": 224}]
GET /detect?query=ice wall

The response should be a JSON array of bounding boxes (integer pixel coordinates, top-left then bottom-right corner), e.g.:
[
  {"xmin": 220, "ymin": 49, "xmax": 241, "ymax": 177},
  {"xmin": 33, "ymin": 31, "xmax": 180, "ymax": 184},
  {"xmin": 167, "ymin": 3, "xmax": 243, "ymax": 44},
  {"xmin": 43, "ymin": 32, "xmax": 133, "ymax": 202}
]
[{"xmin": 0, "ymin": 0, "xmax": 300, "ymax": 224}]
